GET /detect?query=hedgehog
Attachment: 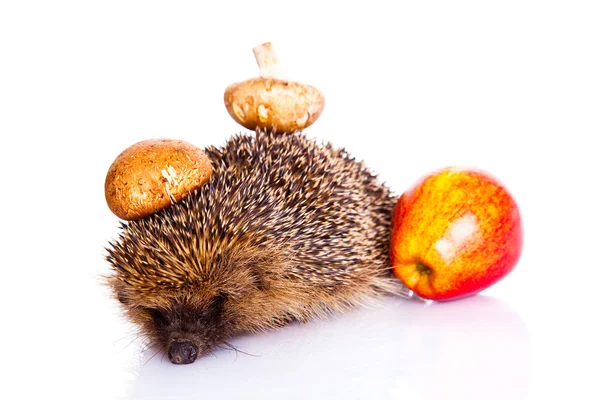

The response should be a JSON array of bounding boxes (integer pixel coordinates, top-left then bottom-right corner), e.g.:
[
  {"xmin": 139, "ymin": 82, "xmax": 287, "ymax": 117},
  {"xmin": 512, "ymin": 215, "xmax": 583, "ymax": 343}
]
[{"xmin": 105, "ymin": 130, "xmax": 412, "ymax": 364}]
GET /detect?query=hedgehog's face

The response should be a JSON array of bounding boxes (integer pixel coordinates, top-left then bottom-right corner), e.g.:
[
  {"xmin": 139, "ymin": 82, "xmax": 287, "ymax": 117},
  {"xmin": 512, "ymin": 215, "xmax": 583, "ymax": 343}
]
[
  {"xmin": 139, "ymin": 292, "xmax": 229, "ymax": 364},
  {"xmin": 108, "ymin": 240, "xmax": 294, "ymax": 364},
  {"xmin": 117, "ymin": 283, "xmax": 251, "ymax": 365}
]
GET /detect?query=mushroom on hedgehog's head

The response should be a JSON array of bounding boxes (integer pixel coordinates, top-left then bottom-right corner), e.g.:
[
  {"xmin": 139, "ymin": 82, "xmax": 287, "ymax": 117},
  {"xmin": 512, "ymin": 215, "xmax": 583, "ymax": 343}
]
[
  {"xmin": 104, "ymin": 139, "xmax": 212, "ymax": 220},
  {"xmin": 224, "ymin": 42, "xmax": 325, "ymax": 133}
]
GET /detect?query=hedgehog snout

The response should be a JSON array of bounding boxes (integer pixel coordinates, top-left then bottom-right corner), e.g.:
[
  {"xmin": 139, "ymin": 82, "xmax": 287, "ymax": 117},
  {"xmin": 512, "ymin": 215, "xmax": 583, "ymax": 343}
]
[{"xmin": 168, "ymin": 340, "xmax": 198, "ymax": 365}]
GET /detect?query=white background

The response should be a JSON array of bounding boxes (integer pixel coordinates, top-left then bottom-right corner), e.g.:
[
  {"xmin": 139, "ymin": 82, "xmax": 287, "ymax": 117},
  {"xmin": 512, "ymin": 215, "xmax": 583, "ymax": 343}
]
[{"xmin": 1, "ymin": 1, "xmax": 599, "ymax": 399}]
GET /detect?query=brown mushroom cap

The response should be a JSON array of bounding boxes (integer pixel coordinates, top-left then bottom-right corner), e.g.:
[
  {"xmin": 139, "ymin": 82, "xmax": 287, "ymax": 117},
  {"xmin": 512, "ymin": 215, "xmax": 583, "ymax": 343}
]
[
  {"xmin": 105, "ymin": 139, "xmax": 212, "ymax": 220},
  {"xmin": 224, "ymin": 77, "xmax": 325, "ymax": 133}
]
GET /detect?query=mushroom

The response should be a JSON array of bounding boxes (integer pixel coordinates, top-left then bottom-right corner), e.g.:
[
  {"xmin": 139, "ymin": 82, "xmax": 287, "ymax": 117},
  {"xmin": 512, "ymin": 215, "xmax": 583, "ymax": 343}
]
[
  {"xmin": 105, "ymin": 139, "xmax": 212, "ymax": 220},
  {"xmin": 224, "ymin": 42, "xmax": 325, "ymax": 133}
]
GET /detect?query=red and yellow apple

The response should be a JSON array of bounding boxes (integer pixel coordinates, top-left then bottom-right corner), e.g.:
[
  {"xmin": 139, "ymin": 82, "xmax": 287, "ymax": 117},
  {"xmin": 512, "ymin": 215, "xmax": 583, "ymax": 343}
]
[{"xmin": 390, "ymin": 167, "xmax": 523, "ymax": 301}]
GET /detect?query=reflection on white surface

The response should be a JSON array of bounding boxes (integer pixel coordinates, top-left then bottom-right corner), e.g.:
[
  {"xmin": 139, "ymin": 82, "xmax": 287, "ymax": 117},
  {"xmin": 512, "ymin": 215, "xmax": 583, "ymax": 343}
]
[{"xmin": 125, "ymin": 295, "xmax": 530, "ymax": 399}]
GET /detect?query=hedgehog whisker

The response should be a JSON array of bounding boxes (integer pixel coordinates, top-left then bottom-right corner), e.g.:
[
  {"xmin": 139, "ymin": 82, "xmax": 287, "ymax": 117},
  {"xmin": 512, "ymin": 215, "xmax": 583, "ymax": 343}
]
[
  {"xmin": 139, "ymin": 339, "xmax": 156, "ymax": 355},
  {"xmin": 217, "ymin": 343, "xmax": 239, "ymax": 363},
  {"xmin": 221, "ymin": 340, "xmax": 259, "ymax": 358},
  {"xmin": 143, "ymin": 348, "xmax": 162, "ymax": 366},
  {"xmin": 118, "ymin": 334, "xmax": 144, "ymax": 353},
  {"xmin": 112, "ymin": 331, "xmax": 141, "ymax": 345}
]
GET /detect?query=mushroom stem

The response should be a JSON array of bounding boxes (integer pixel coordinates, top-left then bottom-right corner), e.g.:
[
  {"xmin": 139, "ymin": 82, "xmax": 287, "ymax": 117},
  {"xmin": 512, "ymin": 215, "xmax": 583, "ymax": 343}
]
[{"xmin": 253, "ymin": 42, "xmax": 283, "ymax": 78}]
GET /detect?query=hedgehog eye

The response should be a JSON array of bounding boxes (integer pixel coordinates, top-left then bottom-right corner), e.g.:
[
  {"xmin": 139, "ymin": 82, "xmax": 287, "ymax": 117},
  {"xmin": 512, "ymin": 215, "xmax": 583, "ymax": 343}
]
[
  {"xmin": 212, "ymin": 292, "xmax": 228, "ymax": 311},
  {"xmin": 117, "ymin": 290, "xmax": 129, "ymax": 304},
  {"xmin": 147, "ymin": 308, "xmax": 169, "ymax": 326}
]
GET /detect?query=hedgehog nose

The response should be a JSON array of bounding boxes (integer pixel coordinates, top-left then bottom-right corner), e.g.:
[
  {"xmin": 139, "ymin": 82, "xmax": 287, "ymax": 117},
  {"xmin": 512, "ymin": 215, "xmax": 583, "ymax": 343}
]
[{"xmin": 168, "ymin": 340, "xmax": 198, "ymax": 365}]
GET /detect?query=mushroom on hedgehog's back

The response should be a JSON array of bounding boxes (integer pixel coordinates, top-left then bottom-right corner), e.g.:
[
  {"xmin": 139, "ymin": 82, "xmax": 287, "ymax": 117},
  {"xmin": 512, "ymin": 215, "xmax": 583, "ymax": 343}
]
[
  {"xmin": 224, "ymin": 42, "xmax": 325, "ymax": 133},
  {"xmin": 104, "ymin": 139, "xmax": 212, "ymax": 220}
]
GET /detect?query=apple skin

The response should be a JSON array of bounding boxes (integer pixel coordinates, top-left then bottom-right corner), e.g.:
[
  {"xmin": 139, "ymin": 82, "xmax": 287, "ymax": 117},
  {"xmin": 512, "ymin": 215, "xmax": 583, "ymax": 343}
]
[{"xmin": 390, "ymin": 167, "xmax": 523, "ymax": 301}]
